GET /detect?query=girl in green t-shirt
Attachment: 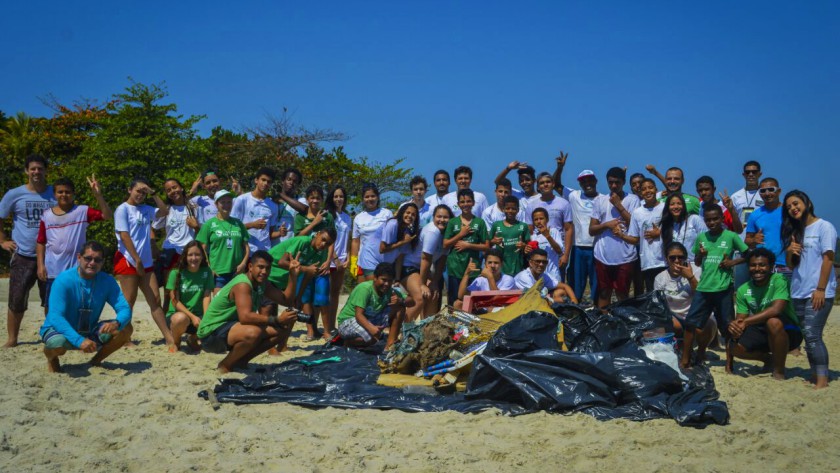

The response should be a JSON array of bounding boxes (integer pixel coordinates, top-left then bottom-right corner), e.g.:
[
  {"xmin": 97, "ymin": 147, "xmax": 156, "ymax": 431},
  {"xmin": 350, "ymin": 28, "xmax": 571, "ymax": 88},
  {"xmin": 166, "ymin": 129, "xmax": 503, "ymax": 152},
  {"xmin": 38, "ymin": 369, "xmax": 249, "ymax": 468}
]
[{"xmin": 166, "ymin": 241, "xmax": 214, "ymax": 353}]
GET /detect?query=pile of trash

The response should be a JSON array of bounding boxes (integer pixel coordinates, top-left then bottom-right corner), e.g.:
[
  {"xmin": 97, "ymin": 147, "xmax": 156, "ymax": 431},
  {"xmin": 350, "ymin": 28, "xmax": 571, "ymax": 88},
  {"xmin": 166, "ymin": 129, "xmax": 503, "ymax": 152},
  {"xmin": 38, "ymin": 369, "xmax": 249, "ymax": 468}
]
[{"xmin": 200, "ymin": 290, "xmax": 729, "ymax": 427}]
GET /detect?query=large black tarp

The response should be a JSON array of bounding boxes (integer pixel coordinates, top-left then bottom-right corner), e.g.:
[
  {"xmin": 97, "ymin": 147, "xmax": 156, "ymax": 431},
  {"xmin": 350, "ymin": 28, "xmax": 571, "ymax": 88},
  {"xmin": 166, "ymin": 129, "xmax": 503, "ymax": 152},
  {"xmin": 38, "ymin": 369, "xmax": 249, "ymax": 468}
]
[{"xmin": 202, "ymin": 293, "xmax": 729, "ymax": 427}]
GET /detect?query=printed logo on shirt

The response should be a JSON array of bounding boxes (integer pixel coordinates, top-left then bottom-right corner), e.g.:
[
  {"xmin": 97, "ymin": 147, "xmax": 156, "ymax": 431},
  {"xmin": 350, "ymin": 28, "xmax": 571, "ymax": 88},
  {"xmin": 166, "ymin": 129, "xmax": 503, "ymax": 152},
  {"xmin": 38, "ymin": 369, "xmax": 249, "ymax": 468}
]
[{"xmin": 25, "ymin": 201, "xmax": 53, "ymax": 228}]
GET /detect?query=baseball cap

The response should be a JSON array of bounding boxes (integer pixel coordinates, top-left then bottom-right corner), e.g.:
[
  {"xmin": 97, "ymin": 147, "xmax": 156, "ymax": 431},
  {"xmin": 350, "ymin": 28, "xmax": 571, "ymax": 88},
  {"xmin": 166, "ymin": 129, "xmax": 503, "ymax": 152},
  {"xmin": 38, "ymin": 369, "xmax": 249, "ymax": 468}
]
[
  {"xmin": 577, "ymin": 170, "xmax": 596, "ymax": 180},
  {"xmin": 214, "ymin": 189, "xmax": 233, "ymax": 202}
]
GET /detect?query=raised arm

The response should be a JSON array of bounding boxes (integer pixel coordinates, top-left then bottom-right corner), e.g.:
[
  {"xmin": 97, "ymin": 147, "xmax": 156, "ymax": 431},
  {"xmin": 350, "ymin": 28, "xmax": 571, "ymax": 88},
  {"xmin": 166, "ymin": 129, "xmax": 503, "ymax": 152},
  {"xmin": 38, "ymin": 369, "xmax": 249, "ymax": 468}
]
[{"xmin": 552, "ymin": 151, "xmax": 568, "ymax": 193}]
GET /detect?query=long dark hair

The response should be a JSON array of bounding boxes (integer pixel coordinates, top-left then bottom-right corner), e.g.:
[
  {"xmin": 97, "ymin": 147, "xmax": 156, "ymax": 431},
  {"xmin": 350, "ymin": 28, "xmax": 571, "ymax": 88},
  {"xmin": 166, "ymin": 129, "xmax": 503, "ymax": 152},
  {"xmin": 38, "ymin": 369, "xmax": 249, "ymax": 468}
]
[
  {"xmin": 391, "ymin": 203, "xmax": 420, "ymax": 250},
  {"xmin": 173, "ymin": 241, "xmax": 209, "ymax": 301},
  {"xmin": 163, "ymin": 178, "xmax": 187, "ymax": 205},
  {"xmin": 781, "ymin": 189, "xmax": 817, "ymax": 268},
  {"xmin": 326, "ymin": 185, "xmax": 347, "ymax": 218},
  {"xmin": 660, "ymin": 192, "xmax": 687, "ymax": 252}
]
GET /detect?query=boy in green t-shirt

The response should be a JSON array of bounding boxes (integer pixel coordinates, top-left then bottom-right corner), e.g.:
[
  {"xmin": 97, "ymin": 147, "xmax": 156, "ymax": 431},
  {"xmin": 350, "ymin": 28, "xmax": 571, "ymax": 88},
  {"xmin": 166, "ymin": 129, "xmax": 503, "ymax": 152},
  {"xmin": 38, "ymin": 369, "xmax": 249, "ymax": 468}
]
[
  {"xmin": 336, "ymin": 263, "xmax": 413, "ymax": 349},
  {"xmin": 490, "ymin": 195, "xmax": 530, "ymax": 276},
  {"xmin": 443, "ymin": 189, "xmax": 490, "ymax": 306},
  {"xmin": 681, "ymin": 205, "xmax": 749, "ymax": 369},
  {"xmin": 726, "ymin": 248, "xmax": 802, "ymax": 380}
]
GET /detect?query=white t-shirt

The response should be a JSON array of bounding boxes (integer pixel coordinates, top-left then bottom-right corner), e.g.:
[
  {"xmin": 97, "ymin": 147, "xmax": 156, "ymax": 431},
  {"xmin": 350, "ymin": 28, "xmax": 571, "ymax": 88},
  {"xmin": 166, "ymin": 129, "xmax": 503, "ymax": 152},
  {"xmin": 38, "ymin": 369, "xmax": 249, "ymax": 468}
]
[
  {"xmin": 790, "ymin": 219, "xmax": 837, "ymax": 299},
  {"xmin": 653, "ymin": 264, "xmax": 702, "ymax": 318},
  {"xmin": 510, "ymin": 188, "xmax": 534, "ymax": 213},
  {"xmin": 467, "ymin": 274, "xmax": 516, "ymax": 292},
  {"xmin": 425, "ymin": 193, "xmax": 447, "ymax": 211},
  {"xmin": 481, "ymin": 204, "xmax": 527, "ymax": 231},
  {"xmin": 153, "ymin": 204, "xmax": 195, "ymax": 253},
  {"xmin": 669, "ymin": 214, "xmax": 707, "ymax": 261},
  {"xmin": 627, "ymin": 203, "xmax": 666, "ymax": 270},
  {"xmin": 442, "ymin": 190, "xmax": 489, "ymax": 218},
  {"xmin": 331, "ymin": 212, "xmax": 352, "ymax": 267},
  {"xmin": 37, "ymin": 205, "xmax": 104, "ymax": 278},
  {"xmin": 524, "ymin": 194, "xmax": 572, "ymax": 230},
  {"xmin": 730, "ymin": 188, "xmax": 764, "ymax": 240},
  {"xmin": 231, "ymin": 193, "xmax": 279, "ymax": 252},
  {"xmin": 378, "ymin": 219, "xmax": 404, "ymax": 264},
  {"xmin": 592, "ymin": 193, "xmax": 640, "ymax": 266},
  {"xmin": 190, "ymin": 195, "xmax": 217, "ymax": 225},
  {"xmin": 531, "ymin": 227, "xmax": 565, "ymax": 282},
  {"xmin": 418, "ymin": 222, "xmax": 447, "ymax": 264},
  {"xmin": 271, "ymin": 200, "xmax": 297, "ymax": 247},
  {"xmin": 514, "ymin": 268, "xmax": 558, "ymax": 291},
  {"xmin": 562, "ymin": 187, "xmax": 600, "ymax": 247},
  {"xmin": 114, "ymin": 202, "xmax": 156, "ymax": 268},
  {"xmin": 353, "ymin": 208, "xmax": 393, "ymax": 270}
]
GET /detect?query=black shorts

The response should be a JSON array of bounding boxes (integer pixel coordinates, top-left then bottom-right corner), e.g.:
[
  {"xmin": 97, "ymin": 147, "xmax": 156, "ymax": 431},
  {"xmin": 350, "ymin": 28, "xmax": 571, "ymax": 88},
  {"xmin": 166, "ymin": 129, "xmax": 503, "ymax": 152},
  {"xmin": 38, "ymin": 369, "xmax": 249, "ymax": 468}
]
[
  {"xmin": 199, "ymin": 321, "xmax": 237, "ymax": 354},
  {"xmin": 401, "ymin": 265, "xmax": 420, "ymax": 279},
  {"xmin": 8, "ymin": 254, "xmax": 47, "ymax": 312},
  {"xmin": 737, "ymin": 324, "xmax": 803, "ymax": 353},
  {"xmin": 165, "ymin": 315, "xmax": 198, "ymax": 335}
]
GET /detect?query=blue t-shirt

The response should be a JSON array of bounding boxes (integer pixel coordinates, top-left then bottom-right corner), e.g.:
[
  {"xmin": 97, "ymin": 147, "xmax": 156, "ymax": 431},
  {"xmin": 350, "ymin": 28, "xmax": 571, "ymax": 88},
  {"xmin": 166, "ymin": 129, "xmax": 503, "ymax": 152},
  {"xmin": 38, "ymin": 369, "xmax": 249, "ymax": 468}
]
[
  {"xmin": 0, "ymin": 185, "xmax": 56, "ymax": 257},
  {"xmin": 39, "ymin": 268, "xmax": 132, "ymax": 348},
  {"xmin": 746, "ymin": 205, "xmax": 784, "ymax": 263}
]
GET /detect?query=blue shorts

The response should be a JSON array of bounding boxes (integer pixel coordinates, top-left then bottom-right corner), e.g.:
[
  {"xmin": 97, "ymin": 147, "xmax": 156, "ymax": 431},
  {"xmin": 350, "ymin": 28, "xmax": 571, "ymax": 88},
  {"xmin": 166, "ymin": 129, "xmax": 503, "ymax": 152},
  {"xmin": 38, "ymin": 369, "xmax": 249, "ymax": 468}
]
[
  {"xmin": 297, "ymin": 274, "xmax": 330, "ymax": 307},
  {"xmin": 41, "ymin": 320, "xmax": 117, "ymax": 350},
  {"xmin": 215, "ymin": 273, "xmax": 235, "ymax": 289}
]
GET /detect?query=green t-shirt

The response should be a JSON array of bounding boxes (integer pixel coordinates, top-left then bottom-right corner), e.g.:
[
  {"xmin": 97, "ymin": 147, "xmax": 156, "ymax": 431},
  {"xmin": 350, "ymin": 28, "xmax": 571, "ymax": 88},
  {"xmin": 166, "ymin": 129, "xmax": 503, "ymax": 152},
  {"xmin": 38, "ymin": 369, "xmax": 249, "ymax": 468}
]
[
  {"xmin": 197, "ymin": 273, "xmax": 263, "ymax": 339},
  {"xmin": 736, "ymin": 273, "xmax": 800, "ymax": 327},
  {"xmin": 195, "ymin": 217, "xmax": 249, "ymax": 276},
  {"xmin": 165, "ymin": 268, "xmax": 214, "ymax": 317},
  {"xmin": 659, "ymin": 193, "xmax": 701, "ymax": 215},
  {"xmin": 444, "ymin": 216, "xmax": 490, "ymax": 279},
  {"xmin": 490, "ymin": 220, "xmax": 530, "ymax": 276},
  {"xmin": 692, "ymin": 229, "xmax": 749, "ymax": 292},
  {"xmin": 267, "ymin": 235, "xmax": 328, "ymax": 288},
  {"xmin": 337, "ymin": 280, "xmax": 403, "ymax": 326},
  {"xmin": 293, "ymin": 211, "xmax": 335, "ymax": 235}
]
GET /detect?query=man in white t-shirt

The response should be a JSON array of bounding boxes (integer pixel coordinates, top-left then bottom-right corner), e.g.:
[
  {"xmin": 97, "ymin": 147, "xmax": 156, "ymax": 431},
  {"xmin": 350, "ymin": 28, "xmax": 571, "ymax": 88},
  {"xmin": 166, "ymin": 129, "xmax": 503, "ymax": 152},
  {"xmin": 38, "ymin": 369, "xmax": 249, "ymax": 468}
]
[
  {"xmin": 552, "ymin": 151, "xmax": 601, "ymax": 303},
  {"xmin": 730, "ymin": 160, "xmax": 764, "ymax": 288},
  {"xmin": 589, "ymin": 167, "xmax": 640, "ymax": 308},
  {"xmin": 441, "ymin": 166, "xmax": 489, "ymax": 217},
  {"xmin": 425, "ymin": 169, "xmax": 450, "ymax": 210},
  {"xmin": 494, "ymin": 161, "xmax": 537, "ymax": 209},
  {"xmin": 231, "ymin": 167, "xmax": 282, "ymax": 252},
  {"xmin": 514, "ymin": 248, "xmax": 577, "ymax": 304}
]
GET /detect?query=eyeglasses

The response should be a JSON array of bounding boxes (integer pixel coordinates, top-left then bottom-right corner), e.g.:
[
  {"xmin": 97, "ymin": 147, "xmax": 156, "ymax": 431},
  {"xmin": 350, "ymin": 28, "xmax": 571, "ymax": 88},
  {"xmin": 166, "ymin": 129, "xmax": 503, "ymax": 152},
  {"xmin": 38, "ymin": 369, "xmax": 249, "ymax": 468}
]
[
  {"xmin": 531, "ymin": 259, "xmax": 549, "ymax": 265},
  {"xmin": 668, "ymin": 255, "xmax": 687, "ymax": 262},
  {"xmin": 82, "ymin": 256, "xmax": 104, "ymax": 264},
  {"xmin": 743, "ymin": 169, "xmax": 760, "ymax": 175},
  {"xmin": 758, "ymin": 187, "xmax": 779, "ymax": 194}
]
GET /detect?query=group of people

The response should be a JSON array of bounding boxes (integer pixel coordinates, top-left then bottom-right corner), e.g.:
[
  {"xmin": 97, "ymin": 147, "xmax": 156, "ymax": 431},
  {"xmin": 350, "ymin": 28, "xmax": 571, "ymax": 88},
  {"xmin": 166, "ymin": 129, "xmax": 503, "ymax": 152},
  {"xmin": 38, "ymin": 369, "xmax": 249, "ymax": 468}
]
[{"xmin": 0, "ymin": 153, "xmax": 835, "ymax": 388}]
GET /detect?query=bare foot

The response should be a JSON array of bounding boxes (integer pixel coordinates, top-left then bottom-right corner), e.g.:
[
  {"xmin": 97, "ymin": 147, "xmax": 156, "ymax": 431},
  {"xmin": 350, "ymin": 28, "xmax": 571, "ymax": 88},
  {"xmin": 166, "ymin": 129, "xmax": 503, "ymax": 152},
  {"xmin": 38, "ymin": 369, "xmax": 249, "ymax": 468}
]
[
  {"xmin": 124, "ymin": 341, "xmax": 137, "ymax": 348},
  {"xmin": 3, "ymin": 339, "xmax": 18, "ymax": 348},
  {"xmin": 47, "ymin": 358, "xmax": 62, "ymax": 373},
  {"xmin": 772, "ymin": 372, "xmax": 786, "ymax": 381},
  {"xmin": 267, "ymin": 347, "xmax": 282, "ymax": 356},
  {"xmin": 217, "ymin": 364, "xmax": 231, "ymax": 374},
  {"xmin": 788, "ymin": 347, "xmax": 803, "ymax": 356},
  {"xmin": 814, "ymin": 376, "xmax": 829, "ymax": 389},
  {"xmin": 168, "ymin": 344, "xmax": 179, "ymax": 353}
]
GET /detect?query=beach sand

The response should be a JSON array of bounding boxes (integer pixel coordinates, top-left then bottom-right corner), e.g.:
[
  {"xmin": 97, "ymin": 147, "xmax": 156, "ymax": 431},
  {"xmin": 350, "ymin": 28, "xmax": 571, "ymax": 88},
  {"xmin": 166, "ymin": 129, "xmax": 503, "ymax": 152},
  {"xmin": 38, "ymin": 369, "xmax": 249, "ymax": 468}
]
[{"xmin": 1, "ymin": 280, "xmax": 839, "ymax": 472}]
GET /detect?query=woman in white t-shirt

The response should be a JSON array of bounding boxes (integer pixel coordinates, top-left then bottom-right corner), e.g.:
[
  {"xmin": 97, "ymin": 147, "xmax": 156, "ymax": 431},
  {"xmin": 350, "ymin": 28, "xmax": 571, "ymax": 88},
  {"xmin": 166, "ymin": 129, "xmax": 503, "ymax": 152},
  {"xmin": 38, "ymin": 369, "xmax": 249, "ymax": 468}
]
[
  {"xmin": 782, "ymin": 190, "xmax": 837, "ymax": 389},
  {"xmin": 653, "ymin": 242, "xmax": 716, "ymax": 345},
  {"xmin": 418, "ymin": 205, "xmax": 453, "ymax": 317},
  {"xmin": 326, "ymin": 186, "xmax": 352, "ymax": 335},
  {"xmin": 350, "ymin": 183, "xmax": 393, "ymax": 282},
  {"xmin": 114, "ymin": 178, "xmax": 174, "ymax": 346},
  {"xmin": 153, "ymin": 178, "xmax": 199, "ymax": 313},
  {"xmin": 660, "ymin": 193, "xmax": 706, "ymax": 261}
]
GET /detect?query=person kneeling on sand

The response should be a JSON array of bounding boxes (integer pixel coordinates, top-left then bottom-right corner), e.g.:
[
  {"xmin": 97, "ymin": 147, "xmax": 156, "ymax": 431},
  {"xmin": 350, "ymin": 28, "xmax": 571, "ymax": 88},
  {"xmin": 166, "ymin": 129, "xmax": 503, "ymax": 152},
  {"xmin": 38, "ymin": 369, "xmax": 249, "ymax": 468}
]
[
  {"xmin": 726, "ymin": 248, "xmax": 803, "ymax": 380},
  {"xmin": 514, "ymin": 248, "xmax": 577, "ymax": 304},
  {"xmin": 40, "ymin": 241, "xmax": 133, "ymax": 373},
  {"xmin": 336, "ymin": 263, "xmax": 414, "ymax": 350},
  {"xmin": 196, "ymin": 250, "xmax": 301, "ymax": 373},
  {"xmin": 453, "ymin": 249, "xmax": 516, "ymax": 310}
]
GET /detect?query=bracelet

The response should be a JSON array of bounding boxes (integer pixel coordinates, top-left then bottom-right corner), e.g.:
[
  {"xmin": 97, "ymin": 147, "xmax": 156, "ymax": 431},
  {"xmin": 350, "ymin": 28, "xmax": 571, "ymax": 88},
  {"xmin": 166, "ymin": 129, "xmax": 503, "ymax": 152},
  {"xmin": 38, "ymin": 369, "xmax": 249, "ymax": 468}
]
[{"xmin": 268, "ymin": 315, "xmax": 278, "ymax": 326}]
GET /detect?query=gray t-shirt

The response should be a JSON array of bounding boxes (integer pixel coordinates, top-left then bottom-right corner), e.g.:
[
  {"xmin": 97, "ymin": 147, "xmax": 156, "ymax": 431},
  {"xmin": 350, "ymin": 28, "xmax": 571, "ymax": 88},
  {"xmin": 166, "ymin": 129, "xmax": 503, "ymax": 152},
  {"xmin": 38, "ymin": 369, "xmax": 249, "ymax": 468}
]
[{"xmin": 0, "ymin": 185, "xmax": 56, "ymax": 257}]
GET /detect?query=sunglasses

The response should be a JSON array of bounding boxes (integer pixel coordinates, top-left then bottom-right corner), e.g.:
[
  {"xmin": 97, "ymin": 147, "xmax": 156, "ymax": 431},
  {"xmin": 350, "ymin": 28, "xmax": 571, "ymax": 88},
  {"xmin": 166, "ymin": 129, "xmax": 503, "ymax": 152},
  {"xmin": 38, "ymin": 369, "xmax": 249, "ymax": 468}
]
[
  {"xmin": 668, "ymin": 255, "xmax": 687, "ymax": 262},
  {"xmin": 743, "ymin": 169, "xmax": 760, "ymax": 175},
  {"xmin": 758, "ymin": 187, "xmax": 779, "ymax": 194},
  {"xmin": 82, "ymin": 255, "xmax": 104, "ymax": 264},
  {"xmin": 531, "ymin": 259, "xmax": 549, "ymax": 265}
]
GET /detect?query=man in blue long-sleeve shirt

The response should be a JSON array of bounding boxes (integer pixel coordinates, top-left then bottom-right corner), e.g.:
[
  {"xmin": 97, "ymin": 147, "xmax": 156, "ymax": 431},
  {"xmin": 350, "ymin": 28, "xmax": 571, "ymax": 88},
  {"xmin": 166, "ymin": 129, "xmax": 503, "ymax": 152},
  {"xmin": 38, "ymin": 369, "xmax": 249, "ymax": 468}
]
[{"xmin": 39, "ymin": 241, "xmax": 133, "ymax": 373}]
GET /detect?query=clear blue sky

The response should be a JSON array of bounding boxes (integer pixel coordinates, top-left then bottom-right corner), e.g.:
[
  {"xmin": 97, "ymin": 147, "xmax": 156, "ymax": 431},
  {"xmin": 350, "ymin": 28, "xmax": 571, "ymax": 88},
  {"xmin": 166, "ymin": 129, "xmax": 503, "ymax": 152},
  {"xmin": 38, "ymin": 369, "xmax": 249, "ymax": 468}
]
[{"xmin": 3, "ymin": 1, "xmax": 839, "ymax": 222}]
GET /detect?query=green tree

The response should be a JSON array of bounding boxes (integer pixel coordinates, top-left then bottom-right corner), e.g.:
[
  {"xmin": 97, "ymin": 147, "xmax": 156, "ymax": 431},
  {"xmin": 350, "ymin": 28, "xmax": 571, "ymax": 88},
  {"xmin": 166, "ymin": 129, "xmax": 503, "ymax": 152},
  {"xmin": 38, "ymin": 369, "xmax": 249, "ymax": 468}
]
[{"xmin": 0, "ymin": 112, "xmax": 39, "ymax": 193}]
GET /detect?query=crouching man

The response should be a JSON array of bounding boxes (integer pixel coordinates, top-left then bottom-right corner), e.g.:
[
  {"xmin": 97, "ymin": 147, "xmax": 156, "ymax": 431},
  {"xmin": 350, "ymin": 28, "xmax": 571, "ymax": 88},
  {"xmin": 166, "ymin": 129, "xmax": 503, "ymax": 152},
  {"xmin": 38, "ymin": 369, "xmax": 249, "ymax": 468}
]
[
  {"xmin": 337, "ymin": 263, "xmax": 414, "ymax": 350},
  {"xmin": 727, "ymin": 248, "xmax": 803, "ymax": 380},
  {"xmin": 40, "ymin": 241, "xmax": 133, "ymax": 373},
  {"xmin": 197, "ymin": 250, "xmax": 300, "ymax": 373}
]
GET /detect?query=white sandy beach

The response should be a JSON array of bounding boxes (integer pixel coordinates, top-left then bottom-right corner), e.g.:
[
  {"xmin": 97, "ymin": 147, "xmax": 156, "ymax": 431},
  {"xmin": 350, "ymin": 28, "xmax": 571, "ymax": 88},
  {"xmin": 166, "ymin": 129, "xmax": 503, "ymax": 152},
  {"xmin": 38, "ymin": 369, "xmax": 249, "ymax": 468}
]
[{"xmin": 1, "ymin": 279, "xmax": 838, "ymax": 472}]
